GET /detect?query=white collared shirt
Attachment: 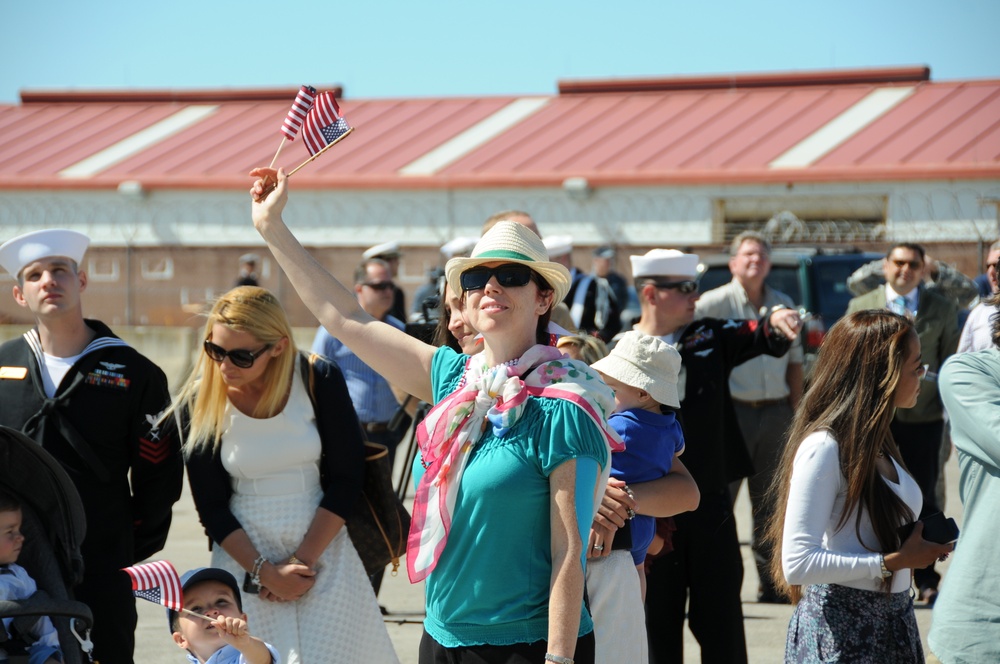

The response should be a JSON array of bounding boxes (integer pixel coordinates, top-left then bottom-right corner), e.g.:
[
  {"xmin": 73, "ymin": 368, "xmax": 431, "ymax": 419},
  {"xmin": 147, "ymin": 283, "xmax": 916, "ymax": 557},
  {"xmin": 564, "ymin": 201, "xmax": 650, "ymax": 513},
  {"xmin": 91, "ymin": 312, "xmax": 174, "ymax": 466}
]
[
  {"xmin": 695, "ymin": 279, "xmax": 803, "ymax": 401},
  {"xmin": 885, "ymin": 284, "xmax": 920, "ymax": 317}
]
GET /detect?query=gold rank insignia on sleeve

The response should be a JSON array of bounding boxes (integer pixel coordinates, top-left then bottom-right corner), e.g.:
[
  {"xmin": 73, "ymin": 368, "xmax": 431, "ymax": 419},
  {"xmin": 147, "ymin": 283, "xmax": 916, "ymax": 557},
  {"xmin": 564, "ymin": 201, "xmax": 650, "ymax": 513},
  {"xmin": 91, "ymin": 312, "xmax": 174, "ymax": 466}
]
[{"xmin": 0, "ymin": 366, "xmax": 28, "ymax": 380}]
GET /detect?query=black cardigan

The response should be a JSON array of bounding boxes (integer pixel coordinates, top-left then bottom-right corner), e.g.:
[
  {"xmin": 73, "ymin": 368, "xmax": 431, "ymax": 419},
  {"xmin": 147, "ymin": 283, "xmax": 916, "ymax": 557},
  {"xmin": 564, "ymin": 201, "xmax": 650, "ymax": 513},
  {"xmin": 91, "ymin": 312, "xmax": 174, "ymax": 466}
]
[{"xmin": 185, "ymin": 353, "xmax": 366, "ymax": 544}]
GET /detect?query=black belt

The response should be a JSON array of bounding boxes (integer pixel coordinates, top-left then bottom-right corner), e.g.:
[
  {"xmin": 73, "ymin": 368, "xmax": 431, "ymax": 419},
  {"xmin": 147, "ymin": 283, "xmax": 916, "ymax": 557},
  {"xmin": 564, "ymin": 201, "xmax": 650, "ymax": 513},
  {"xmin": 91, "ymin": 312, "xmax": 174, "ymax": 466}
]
[
  {"xmin": 611, "ymin": 520, "xmax": 633, "ymax": 551},
  {"xmin": 361, "ymin": 421, "xmax": 389, "ymax": 433},
  {"xmin": 733, "ymin": 397, "xmax": 788, "ymax": 408}
]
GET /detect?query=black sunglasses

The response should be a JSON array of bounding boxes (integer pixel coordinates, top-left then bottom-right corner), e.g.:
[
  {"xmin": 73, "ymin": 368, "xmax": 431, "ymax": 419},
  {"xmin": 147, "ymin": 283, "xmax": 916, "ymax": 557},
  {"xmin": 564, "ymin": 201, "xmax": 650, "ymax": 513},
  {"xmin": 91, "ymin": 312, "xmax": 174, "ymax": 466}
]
[
  {"xmin": 362, "ymin": 281, "xmax": 395, "ymax": 291},
  {"xmin": 890, "ymin": 259, "xmax": 923, "ymax": 270},
  {"xmin": 203, "ymin": 340, "xmax": 271, "ymax": 369},
  {"xmin": 651, "ymin": 279, "xmax": 699, "ymax": 294},
  {"xmin": 460, "ymin": 263, "xmax": 535, "ymax": 292}
]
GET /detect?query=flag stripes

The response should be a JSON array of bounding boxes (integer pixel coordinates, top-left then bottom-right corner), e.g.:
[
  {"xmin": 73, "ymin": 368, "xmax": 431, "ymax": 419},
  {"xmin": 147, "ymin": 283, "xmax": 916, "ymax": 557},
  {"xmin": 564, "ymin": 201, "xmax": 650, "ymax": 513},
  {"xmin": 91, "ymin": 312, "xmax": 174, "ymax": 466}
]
[
  {"xmin": 122, "ymin": 560, "xmax": 183, "ymax": 611},
  {"xmin": 302, "ymin": 92, "xmax": 352, "ymax": 156},
  {"xmin": 280, "ymin": 85, "xmax": 317, "ymax": 141}
]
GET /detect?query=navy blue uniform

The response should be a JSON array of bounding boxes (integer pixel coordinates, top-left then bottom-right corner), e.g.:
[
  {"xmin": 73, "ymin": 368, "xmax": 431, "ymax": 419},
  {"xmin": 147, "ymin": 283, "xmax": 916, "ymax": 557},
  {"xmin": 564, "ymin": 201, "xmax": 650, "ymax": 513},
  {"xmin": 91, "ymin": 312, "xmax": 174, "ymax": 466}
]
[
  {"xmin": 646, "ymin": 316, "xmax": 789, "ymax": 664},
  {"xmin": 0, "ymin": 320, "xmax": 182, "ymax": 663}
]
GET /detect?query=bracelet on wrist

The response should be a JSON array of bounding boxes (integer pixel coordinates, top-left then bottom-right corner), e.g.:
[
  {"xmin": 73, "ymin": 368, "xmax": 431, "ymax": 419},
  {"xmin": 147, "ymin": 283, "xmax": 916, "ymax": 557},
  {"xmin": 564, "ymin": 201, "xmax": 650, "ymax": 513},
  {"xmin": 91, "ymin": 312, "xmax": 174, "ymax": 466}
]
[
  {"xmin": 544, "ymin": 654, "xmax": 574, "ymax": 664},
  {"xmin": 879, "ymin": 554, "xmax": 893, "ymax": 579},
  {"xmin": 623, "ymin": 484, "xmax": 636, "ymax": 520},
  {"xmin": 250, "ymin": 555, "xmax": 267, "ymax": 586},
  {"xmin": 287, "ymin": 554, "xmax": 306, "ymax": 566}
]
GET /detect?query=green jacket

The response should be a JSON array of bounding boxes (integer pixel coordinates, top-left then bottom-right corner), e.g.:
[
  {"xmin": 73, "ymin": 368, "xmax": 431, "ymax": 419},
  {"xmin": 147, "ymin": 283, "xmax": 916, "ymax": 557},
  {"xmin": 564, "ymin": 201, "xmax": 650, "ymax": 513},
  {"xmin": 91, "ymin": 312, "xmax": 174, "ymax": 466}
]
[{"xmin": 846, "ymin": 286, "xmax": 959, "ymax": 423}]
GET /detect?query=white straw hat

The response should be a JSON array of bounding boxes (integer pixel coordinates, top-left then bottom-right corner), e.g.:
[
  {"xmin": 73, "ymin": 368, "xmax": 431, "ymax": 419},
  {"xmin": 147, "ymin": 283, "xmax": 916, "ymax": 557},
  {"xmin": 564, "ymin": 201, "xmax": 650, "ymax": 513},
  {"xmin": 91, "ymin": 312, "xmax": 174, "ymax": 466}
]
[
  {"xmin": 592, "ymin": 331, "xmax": 681, "ymax": 408},
  {"xmin": 0, "ymin": 229, "xmax": 90, "ymax": 278},
  {"xmin": 445, "ymin": 221, "xmax": 572, "ymax": 303}
]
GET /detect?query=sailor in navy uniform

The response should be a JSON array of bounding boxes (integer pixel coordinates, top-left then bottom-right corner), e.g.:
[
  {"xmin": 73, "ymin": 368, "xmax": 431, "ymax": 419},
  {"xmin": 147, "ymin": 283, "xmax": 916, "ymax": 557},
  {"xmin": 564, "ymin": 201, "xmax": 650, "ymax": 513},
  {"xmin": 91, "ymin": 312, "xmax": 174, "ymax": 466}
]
[
  {"xmin": 0, "ymin": 229, "xmax": 182, "ymax": 663},
  {"xmin": 625, "ymin": 248, "xmax": 798, "ymax": 664}
]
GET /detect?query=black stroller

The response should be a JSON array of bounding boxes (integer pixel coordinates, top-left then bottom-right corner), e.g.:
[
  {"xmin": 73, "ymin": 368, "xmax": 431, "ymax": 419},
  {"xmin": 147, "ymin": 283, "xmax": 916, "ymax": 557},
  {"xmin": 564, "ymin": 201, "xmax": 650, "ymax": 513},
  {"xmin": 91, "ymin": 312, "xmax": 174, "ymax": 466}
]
[{"xmin": 0, "ymin": 426, "xmax": 94, "ymax": 663}]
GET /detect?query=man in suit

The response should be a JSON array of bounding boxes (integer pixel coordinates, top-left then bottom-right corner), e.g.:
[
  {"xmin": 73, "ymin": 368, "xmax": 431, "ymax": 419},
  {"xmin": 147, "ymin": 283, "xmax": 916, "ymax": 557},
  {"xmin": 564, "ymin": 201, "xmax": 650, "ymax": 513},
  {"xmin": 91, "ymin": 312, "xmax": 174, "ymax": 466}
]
[{"xmin": 846, "ymin": 242, "xmax": 959, "ymax": 604}]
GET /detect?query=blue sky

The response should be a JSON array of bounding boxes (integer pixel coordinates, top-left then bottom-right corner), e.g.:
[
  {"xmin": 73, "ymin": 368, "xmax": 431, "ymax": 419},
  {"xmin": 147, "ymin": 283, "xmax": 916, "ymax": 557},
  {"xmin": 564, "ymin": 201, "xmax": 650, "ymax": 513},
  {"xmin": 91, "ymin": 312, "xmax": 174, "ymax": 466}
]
[{"xmin": 3, "ymin": 0, "xmax": 998, "ymax": 103}]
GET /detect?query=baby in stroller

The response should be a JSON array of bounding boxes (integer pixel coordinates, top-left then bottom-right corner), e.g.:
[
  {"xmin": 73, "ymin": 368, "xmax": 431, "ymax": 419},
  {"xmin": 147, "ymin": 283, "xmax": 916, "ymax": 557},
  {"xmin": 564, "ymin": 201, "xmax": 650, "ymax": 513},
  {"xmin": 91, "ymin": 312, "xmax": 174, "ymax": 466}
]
[
  {"xmin": 0, "ymin": 427, "xmax": 92, "ymax": 664},
  {"xmin": 0, "ymin": 488, "xmax": 60, "ymax": 664}
]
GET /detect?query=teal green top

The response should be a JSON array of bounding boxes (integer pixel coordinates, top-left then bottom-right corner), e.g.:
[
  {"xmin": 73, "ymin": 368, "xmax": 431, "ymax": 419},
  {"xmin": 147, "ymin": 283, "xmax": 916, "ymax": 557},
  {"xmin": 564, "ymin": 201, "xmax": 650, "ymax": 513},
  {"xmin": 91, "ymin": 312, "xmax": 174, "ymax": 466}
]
[
  {"xmin": 930, "ymin": 348, "xmax": 1000, "ymax": 663},
  {"xmin": 418, "ymin": 346, "xmax": 607, "ymax": 647}
]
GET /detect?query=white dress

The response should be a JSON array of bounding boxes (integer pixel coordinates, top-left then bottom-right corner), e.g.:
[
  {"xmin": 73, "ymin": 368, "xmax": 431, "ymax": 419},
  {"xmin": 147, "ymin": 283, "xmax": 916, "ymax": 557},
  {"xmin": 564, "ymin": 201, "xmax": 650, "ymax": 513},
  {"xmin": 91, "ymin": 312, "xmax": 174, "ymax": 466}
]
[{"xmin": 211, "ymin": 363, "xmax": 399, "ymax": 664}]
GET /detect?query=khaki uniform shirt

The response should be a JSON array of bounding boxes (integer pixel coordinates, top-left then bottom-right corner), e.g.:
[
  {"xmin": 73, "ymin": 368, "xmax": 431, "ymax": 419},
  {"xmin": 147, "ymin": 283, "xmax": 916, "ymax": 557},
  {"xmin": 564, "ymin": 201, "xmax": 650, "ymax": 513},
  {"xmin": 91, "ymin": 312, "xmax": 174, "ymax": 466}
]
[{"xmin": 696, "ymin": 279, "xmax": 803, "ymax": 402}]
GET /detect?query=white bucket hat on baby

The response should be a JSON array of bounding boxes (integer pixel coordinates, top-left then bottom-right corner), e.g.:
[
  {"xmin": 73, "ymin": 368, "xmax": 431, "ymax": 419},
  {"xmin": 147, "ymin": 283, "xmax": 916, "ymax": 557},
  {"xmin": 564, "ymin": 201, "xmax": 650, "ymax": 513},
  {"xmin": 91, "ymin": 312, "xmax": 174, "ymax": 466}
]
[{"xmin": 592, "ymin": 330, "xmax": 681, "ymax": 408}]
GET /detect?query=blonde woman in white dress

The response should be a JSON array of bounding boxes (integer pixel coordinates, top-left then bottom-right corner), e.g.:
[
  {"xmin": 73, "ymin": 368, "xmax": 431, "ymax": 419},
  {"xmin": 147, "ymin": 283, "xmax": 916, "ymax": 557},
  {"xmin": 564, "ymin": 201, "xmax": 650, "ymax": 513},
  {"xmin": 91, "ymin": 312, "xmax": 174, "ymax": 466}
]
[{"xmin": 169, "ymin": 286, "xmax": 399, "ymax": 664}]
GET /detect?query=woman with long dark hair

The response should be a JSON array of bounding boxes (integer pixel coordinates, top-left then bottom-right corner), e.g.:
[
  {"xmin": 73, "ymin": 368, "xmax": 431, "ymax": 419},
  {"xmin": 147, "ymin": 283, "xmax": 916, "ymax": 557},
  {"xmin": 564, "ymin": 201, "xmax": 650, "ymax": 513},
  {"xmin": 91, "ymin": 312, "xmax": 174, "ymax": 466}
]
[
  {"xmin": 432, "ymin": 281, "xmax": 481, "ymax": 355},
  {"xmin": 764, "ymin": 309, "xmax": 953, "ymax": 662}
]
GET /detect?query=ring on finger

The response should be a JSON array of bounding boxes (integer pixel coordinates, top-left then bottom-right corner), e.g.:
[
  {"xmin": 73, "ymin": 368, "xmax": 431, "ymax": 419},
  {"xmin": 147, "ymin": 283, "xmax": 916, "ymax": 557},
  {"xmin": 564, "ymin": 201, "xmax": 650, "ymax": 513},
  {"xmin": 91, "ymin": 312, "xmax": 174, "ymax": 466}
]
[
  {"xmin": 593, "ymin": 544, "xmax": 604, "ymax": 551},
  {"xmin": 626, "ymin": 507, "xmax": 636, "ymax": 520}
]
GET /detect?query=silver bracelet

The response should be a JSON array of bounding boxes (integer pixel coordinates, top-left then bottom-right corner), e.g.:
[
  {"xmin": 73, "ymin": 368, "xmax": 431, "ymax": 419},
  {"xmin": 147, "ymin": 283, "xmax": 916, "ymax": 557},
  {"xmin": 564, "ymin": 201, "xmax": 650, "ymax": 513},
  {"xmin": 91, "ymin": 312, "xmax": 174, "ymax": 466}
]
[
  {"xmin": 879, "ymin": 554, "xmax": 893, "ymax": 579},
  {"xmin": 623, "ymin": 484, "xmax": 636, "ymax": 519},
  {"xmin": 544, "ymin": 655, "xmax": 574, "ymax": 664},
  {"xmin": 250, "ymin": 555, "xmax": 267, "ymax": 587}
]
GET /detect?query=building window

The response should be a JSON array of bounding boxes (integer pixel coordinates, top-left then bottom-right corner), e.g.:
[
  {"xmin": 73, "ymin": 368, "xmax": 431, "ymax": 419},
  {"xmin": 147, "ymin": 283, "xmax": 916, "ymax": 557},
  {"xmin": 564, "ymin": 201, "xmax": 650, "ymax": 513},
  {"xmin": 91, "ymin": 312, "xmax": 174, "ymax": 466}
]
[
  {"xmin": 87, "ymin": 257, "xmax": 120, "ymax": 282},
  {"xmin": 716, "ymin": 195, "xmax": 887, "ymax": 245},
  {"xmin": 141, "ymin": 257, "xmax": 174, "ymax": 280}
]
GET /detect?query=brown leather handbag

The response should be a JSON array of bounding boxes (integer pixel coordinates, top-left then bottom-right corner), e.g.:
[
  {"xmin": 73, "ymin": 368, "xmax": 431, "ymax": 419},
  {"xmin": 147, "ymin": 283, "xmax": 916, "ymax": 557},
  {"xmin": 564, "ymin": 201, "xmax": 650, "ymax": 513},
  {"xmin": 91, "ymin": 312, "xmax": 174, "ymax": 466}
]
[{"xmin": 305, "ymin": 354, "xmax": 411, "ymax": 576}]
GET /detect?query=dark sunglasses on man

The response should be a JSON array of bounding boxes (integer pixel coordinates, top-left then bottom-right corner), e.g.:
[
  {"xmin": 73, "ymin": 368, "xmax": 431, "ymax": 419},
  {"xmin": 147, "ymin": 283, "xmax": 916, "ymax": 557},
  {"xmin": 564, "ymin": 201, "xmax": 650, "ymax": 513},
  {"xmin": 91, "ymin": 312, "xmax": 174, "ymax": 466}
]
[
  {"xmin": 651, "ymin": 279, "xmax": 699, "ymax": 295},
  {"xmin": 362, "ymin": 281, "xmax": 395, "ymax": 291},
  {"xmin": 203, "ymin": 340, "xmax": 271, "ymax": 369},
  {"xmin": 891, "ymin": 259, "xmax": 923, "ymax": 270},
  {"xmin": 460, "ymin": 263, "xmax": 535, "ymax": 292}
]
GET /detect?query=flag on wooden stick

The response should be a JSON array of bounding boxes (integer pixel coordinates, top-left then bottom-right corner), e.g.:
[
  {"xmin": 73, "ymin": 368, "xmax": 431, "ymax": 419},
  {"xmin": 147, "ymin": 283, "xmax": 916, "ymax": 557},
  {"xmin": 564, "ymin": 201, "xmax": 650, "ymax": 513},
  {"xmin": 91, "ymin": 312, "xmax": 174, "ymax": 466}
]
[
  {"xmin": 280, "ymin": 85, "xmax": 317, "ymax": 140},
  {"xmin": 123, "ymin": 560, "xmax": 183, "ymax": 611},
  {"xmin": 302, "ymin": 91, "xmax": 351, "ymax": 156}
]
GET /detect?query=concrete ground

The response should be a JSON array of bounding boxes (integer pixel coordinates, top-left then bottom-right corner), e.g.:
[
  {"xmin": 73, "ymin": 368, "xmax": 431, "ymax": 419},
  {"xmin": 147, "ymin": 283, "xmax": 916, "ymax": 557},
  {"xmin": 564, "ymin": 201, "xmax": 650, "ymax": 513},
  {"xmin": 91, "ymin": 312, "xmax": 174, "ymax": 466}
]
[{"xmin": 131, "ymin": 442, "xmax": 960, "ymax": 663}]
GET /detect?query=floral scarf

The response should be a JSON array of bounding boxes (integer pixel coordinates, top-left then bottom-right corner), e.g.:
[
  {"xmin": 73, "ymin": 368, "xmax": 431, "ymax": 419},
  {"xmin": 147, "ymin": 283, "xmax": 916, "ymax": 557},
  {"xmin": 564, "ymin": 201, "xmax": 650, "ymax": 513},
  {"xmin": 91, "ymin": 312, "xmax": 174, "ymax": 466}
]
[{"xmin": 406, "ymin": 344, "xmax": 624, "ymax": 582}]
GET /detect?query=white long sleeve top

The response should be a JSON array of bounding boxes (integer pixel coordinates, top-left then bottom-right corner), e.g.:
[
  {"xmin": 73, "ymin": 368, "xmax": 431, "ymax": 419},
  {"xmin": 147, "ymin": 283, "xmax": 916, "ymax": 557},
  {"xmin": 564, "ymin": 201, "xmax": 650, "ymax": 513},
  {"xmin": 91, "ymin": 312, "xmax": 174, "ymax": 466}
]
[{"xmin": 781, "ymin": 430, "xmax": 922, "ymax": 593}]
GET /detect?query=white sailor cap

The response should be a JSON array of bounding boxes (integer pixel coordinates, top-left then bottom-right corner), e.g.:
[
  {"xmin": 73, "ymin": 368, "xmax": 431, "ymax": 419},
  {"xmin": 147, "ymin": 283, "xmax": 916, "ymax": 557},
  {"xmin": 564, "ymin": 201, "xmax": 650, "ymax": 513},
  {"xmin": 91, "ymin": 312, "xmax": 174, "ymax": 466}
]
[
  {"xmin": 0, "ymin": 229, "xmax": 90, "ymax": 278},
  {"xmin": 362, "ymin": 241, "xmax": 402, "ymax": 260},
  {"xmin": 440, "ymin": 236, "xmax": 479, "ymax": 259},
  {"xmin": 542, "ymin": 235, "xmax": 573, "ymax": 258},
  {"xmin": 629, "ymin": 249, "xmax": 700, "ymax": 279}
]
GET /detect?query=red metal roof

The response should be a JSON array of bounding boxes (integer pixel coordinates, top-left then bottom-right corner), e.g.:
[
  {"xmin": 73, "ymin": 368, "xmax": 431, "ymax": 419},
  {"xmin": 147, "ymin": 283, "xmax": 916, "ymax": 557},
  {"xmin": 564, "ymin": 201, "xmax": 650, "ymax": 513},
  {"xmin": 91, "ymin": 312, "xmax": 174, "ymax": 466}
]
[{"xmin": 1, "ymin": 67, "xmax": 997, "ymax": 191}]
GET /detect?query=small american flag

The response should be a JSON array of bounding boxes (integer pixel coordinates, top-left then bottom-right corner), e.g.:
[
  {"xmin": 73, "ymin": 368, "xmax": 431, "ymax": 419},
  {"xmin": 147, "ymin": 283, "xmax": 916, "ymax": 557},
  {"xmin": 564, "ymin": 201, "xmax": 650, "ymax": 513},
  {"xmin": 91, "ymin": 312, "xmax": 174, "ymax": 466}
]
[
  {"xmin": 281, "ymin": 85, "xmax": 317, "ymax": 141},
  {"xmin": 123, "ymin": 560, "xmax": 183, "ymax": 611},
  {"xmin": 301, "ymin": 91, "xmax": 351, "ymax": 156}
]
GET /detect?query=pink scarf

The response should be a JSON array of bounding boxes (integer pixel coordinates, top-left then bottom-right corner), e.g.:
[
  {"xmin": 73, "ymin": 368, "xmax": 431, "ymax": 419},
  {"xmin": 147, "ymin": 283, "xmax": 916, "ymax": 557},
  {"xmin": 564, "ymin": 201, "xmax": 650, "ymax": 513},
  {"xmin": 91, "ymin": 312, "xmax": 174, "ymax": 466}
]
[{"xmin": 406, "ymin": 344, "xmax": 624, "ymax": 582}]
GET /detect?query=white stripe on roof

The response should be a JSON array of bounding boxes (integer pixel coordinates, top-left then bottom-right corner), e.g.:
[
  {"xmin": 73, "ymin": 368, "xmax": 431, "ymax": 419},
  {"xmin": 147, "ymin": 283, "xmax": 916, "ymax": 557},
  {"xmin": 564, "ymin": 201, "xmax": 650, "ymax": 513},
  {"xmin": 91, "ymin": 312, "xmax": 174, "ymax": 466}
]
[
  {"xmin": 769, "ymin": 87, "xmax": 915, "ymax": 169},
  {"xmin": 59, "ymin": 105, "xmax": 218, "ymax": 178},
  {"xmin": 399, "ymin": 97, "xmax": 551, "ymax": 176}
]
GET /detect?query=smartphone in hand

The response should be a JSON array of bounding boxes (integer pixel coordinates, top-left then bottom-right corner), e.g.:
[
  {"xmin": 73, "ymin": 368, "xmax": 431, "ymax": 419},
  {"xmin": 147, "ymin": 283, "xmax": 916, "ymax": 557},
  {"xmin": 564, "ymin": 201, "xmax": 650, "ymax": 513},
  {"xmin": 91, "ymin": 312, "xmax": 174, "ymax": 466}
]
[{"xmin": 897, "ymin": 512, "xmax": 959, "ymax": 545}]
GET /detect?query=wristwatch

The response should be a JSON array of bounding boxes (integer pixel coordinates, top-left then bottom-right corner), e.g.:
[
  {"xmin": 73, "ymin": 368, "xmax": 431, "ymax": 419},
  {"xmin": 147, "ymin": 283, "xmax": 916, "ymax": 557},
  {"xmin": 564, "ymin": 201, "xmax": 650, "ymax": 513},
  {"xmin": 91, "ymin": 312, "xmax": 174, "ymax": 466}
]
[{"xmin": 879, "ymin": 554, "xmax": 893, "ymax": 579}]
